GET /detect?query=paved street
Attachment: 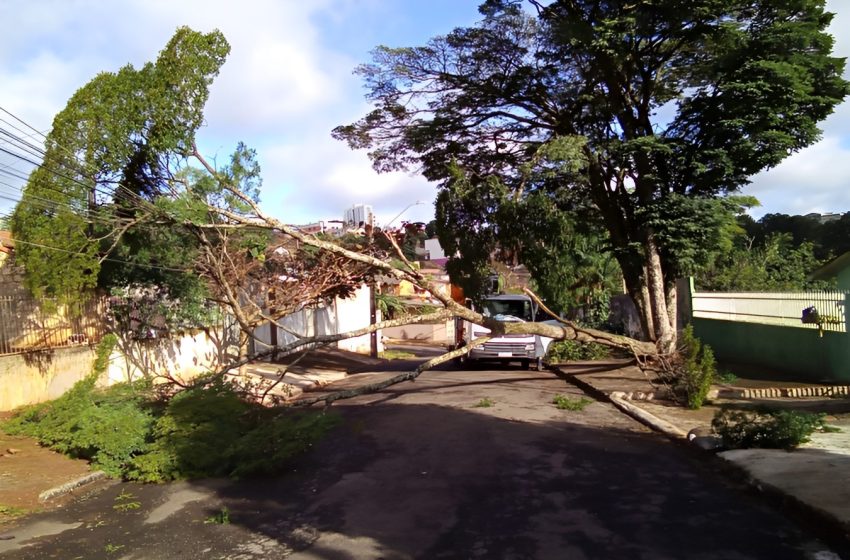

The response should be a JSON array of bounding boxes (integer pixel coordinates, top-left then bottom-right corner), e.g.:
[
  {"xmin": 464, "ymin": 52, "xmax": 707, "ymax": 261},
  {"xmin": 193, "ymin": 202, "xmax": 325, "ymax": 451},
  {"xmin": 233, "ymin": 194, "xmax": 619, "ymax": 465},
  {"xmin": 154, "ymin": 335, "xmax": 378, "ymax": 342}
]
[{"xmin": 0, "ymin": 367, "xmax": 845, "ymax": 559}]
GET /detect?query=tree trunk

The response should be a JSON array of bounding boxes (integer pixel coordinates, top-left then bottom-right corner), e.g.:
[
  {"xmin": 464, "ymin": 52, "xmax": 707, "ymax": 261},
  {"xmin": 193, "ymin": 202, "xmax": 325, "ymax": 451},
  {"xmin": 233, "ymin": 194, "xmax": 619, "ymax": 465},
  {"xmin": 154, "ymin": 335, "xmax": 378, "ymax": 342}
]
[{"xmin": 644, "ymin": 234, "xmax": 676, "ymax": 353}]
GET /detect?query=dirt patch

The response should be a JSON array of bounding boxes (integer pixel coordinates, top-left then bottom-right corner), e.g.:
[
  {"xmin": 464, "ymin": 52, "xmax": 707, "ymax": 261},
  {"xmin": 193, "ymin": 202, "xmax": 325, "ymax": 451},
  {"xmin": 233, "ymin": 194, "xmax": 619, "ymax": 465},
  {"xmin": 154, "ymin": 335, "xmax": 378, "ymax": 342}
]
[{"xmin": 0, "ymin": 429, "xmax": 93, "ymax": 516}]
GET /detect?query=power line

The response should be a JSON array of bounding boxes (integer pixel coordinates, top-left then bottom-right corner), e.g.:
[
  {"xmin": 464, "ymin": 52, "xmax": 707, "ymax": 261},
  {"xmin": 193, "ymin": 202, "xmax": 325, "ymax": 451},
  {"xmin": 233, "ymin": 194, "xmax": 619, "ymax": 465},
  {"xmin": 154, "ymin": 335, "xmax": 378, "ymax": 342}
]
[
  {"xmin": 0, "ymin": 108, "xmax": 163, "ymax": 215},
  {"xmin": 0, "ymin": 106, "xmax": 48, "ymax": 140},
  {"xmin": 0, "ymin": 231, "xmax": 194, "ymax": 274}
]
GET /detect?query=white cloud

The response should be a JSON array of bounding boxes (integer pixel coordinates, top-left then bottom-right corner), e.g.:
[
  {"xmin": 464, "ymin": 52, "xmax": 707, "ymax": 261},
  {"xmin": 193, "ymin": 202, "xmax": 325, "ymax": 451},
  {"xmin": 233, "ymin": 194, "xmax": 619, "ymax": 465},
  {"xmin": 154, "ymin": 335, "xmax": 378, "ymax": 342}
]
[
  {"xmin": 745, "ymin": 136, "xmax": 850, "ymax": 217},
  {"xmin": 259, "ymin": 129, "xmax": 437, "ymax": 226},
  {"xmin": 2, "ymin": 0, "xmax": 846, "ymax": 228},
  {"xmin": 742, "ymin": 0, "xmax": 850, "ymax": 217}
]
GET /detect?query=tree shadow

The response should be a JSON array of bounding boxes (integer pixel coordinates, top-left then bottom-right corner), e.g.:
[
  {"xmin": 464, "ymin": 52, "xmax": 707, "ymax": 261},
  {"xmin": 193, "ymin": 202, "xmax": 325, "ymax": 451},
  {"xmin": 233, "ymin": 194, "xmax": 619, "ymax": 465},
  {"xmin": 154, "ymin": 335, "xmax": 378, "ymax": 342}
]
[
  {"xmin": 5, "ymin": 378, "xmax": 850, "ymax": 560},
  {"xmin": 198, "ymin": 401, "xmax": 850, "ymax": 559}
]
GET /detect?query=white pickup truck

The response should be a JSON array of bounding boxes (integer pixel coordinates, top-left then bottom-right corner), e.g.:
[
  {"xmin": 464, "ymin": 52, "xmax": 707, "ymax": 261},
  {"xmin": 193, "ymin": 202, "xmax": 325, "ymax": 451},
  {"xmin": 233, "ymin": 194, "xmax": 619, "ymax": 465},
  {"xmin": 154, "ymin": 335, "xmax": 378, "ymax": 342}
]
[{"xmin": 453, "ymin": 293, "xmax": 554, "ymax": 371}]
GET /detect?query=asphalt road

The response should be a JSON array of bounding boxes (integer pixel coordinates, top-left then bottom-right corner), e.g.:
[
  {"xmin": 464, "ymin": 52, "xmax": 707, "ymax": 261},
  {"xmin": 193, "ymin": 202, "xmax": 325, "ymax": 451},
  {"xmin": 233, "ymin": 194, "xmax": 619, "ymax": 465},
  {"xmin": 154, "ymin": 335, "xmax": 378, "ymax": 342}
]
[{"xmin": 0, "ymin": 366, "xmax": 845, "ymax": 559}]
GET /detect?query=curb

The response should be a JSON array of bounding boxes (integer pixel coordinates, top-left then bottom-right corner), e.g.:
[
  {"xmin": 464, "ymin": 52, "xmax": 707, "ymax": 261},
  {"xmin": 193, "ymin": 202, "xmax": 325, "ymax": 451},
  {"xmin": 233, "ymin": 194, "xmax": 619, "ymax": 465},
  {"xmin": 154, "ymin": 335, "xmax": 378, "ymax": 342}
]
[
  {"xmin": 716, "ymin": 385, "xmax": 850, "ymax": 400},
  {"xmin": 38, "ymin": 471, "xmax": 108, "ymax": 503}
]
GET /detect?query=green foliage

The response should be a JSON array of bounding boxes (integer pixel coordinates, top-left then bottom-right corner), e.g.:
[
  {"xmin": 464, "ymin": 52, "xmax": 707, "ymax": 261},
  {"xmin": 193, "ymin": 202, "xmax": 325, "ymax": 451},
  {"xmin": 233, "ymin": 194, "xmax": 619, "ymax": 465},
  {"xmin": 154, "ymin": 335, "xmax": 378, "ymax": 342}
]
[
  {"xmin": 12, "ymin": 27, "xmax": 231, "ymax": 305},
  {"xmin": 3, "ymin": 377, "xmax": 155, "ymax": 477},
  {"xmin": 714, "ymin": 370, "xmax": 738, "ymax": 384},
  {"xmin": 375, "ymin": 293, "xmax": 406, "ymax": 320},
  {"xmin": 677, "ymin": 326, "xmax": 716, "ymax": 410},
  {"xmin": 700, "ymin": 231, "xmax": 836, "ymax": 291},
  {"xmin": 552, "ymin": 394, "xmax": 593, "ymax": 411},
  {"xmin": 93, "ymin": 334, "xmax": 118, "ymax": 376},
  {"xmin": 713, "ymin": 408, "xmax": 833, "ymax": 450},
  {"xmin": 337, "ymin": 0, "xmax": 848, "ymax": 344},
  {"xmin": 205, "ymin": 507, "xmax": 231, "ymax": 525},
  {"xmin": 473, "ymin": 397, "xmax": 495, "ymax": 408},
  {"xmin": 126, "ymin": 381, "xmax": 340, "ymax": 481},
  {"xmin": 113, "ymin": 491, "xmax": 141, "ymax": 512},
  {"xmin": 3, "ymin": 374, "xmax": 338, "ymax": 482},
  {"xmin": 546, "ymin": 340, "xmax": 611, "ymax": 363},
  {"xmin": 2, "ymin": 334, "xmax": 147, "ymax": 476},
  {"xmin": 104, "ymin": 543, "xmax": 125, "ymax": 555},
  {"xmin": 379, "ymin": 349, "xmax": 416, "ymax": 360}
]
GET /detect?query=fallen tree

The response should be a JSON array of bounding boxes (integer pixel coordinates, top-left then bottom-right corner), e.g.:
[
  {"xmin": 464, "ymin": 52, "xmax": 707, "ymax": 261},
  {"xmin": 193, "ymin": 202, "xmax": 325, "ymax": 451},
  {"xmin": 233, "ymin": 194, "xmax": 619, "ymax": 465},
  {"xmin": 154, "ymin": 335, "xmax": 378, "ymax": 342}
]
[{"xmin": 11, "ymin": 26, "xmax": 661, "ymax": 409}]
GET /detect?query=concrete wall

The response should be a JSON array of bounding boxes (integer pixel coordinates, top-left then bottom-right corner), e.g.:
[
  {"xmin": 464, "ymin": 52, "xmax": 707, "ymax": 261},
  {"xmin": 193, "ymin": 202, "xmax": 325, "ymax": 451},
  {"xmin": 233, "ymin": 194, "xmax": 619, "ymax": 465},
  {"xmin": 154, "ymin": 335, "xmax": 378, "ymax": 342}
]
[
  {"xmin": 0, "ymin": 346, "xmax": 96, "ymax": 411},
  {"xmin": 252, "ymin": 285, "xmax": 382, "ymax": 358},
  {"xmin": 0, "ymin": 330, "xmax": 226, "ymax": 411},
  {"xmin": 336, "ymin": 285, "xmax": 383, "ymax": 354},
  {"xmin": 106, "ymin": 330, "xmax": 225, "ymax": 385},
  {"xmin": 693, "ymin": 318, "xmax": 850, "ymax": 382}
]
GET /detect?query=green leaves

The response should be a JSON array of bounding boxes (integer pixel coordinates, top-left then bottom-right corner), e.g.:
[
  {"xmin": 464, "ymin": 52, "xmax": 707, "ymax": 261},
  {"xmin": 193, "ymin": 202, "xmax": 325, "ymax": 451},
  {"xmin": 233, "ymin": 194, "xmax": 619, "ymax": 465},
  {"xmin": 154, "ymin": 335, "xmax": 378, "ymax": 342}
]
[
  {"xmin": 12, "ymin": 28, "xmax": 231, "ymax": 305},
  {"xmin": 338, "ymin": 0, "xmax": 847, "ymax": 341}
]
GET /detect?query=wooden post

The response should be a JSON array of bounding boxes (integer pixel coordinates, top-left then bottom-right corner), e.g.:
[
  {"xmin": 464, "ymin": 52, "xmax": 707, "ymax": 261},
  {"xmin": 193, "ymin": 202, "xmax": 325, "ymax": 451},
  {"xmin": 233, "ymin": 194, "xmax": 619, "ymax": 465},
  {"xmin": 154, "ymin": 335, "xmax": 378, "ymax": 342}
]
[{"xmin": 370, "ymin": 282, "xmax": 378, "ymax": 358}]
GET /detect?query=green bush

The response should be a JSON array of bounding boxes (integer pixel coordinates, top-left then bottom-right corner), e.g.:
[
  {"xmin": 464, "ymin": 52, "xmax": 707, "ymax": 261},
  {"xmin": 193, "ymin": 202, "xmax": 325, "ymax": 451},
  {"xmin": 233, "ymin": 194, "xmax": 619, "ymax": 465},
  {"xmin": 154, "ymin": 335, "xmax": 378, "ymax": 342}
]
[
  {"xmin": 712, "ymin": 408, "xmax": 834, "ymax": 450},
  {"xmin": 677, "ymin": 326, "xmax": 716, "ymax": 410},
  {"xmin": 546, "ymin": 340, "xmax": 611, "ymax": 363},
  {"xmin": 4, "ymin": 342, "xmax": 339, "ymax": 482},
  {"xmin": 552, "ymin": 394, "xmax": 593, "ymax": 411}
]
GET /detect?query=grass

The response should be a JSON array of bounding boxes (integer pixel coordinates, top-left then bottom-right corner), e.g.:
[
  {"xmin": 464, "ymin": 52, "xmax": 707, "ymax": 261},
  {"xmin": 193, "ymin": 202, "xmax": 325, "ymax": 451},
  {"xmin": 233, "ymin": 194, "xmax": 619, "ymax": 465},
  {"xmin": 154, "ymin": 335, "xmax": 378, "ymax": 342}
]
[
  {"xmin": 473, "ymin": 397, "xmax": 495, "ymax": 408},
  {"xmin": 380, "ymin": 350, "xmax": 417, "ymax": 360},
  {"xmin": 104, "ymin": 543, "xmax": 125, "ymax": 554},
  {"xmin": 113, "ymin": 491, "xmax": 141, "ymax": 512},
  {"xmin": 204, "ymin": 506, "xmax": 231, "ymax": 525},
  {"xmin": 714, "ymin": 370, "xmax": 738, "ymax": 384},
  {"xmin": 0, "ymin": 504, "xmax": 28, "ymax": 523},
  {"xmin": 552, "ymin": 394, "xmax": 593, "ymax": 411}
]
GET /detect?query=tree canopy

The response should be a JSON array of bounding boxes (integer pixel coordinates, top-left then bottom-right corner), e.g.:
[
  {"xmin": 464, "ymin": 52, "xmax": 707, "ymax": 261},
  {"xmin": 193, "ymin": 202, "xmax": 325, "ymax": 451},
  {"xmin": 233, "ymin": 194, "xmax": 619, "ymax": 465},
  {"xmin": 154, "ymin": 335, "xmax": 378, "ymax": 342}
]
[
  {"xmin": 11, "ymin": 27, "xmax": 230, "ymax": 304},
  {"xmin": 335, "ymin": 0, "xmax": 848, "ymax": 349}
]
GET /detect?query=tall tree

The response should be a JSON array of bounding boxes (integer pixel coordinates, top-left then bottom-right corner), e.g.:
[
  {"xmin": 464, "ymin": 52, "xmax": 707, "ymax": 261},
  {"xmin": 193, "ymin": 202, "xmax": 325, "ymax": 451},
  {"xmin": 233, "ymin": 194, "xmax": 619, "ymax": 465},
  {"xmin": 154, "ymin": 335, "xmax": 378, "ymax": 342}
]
[
  {"xmin": 11, "ymin": 27, "xmax": 230, "ymax": 304},
  {"xmin": 334, "ymin": 0, "xmax": 848, "ymax": 351}
]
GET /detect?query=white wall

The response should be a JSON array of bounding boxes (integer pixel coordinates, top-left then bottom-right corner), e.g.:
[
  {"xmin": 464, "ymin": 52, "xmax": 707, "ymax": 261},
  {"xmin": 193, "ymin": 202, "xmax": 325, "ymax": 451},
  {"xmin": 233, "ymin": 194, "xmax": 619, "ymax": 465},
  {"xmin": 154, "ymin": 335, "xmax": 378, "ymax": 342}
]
[
  {"xmin": 252, "ymin": 285, "xmax": 381, "ymax": 357},
  {"xmin": 335, "ymin": 285, "xmax": 383, "ymax": 354},
  {"xmin": 1, "ymin": 329, "xmax": 226, "ymax": 411},
  {"xmin": 107, "ymin": 330, "xmax": 225, "ymax": 385},
  {"xmin": 424, "ymin": 238, "xmax": 445, "ymax": 260}
]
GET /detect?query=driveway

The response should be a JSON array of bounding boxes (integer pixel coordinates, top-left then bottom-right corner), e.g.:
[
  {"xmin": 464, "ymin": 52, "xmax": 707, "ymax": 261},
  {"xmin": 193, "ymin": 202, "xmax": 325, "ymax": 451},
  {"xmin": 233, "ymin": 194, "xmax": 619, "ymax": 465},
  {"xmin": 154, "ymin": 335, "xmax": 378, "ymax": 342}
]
[{"xmin": 0, "ymin": 367, "xmax": 843, "ymax": 559}]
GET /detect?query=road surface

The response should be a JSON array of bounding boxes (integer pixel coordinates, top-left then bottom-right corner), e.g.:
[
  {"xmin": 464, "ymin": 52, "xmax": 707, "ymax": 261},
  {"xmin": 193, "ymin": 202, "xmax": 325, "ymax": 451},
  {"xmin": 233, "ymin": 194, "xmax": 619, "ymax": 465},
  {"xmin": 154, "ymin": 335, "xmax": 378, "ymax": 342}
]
[{"xmin": 0, "ymin": 366, "xmax": 844, "ymax": 559}]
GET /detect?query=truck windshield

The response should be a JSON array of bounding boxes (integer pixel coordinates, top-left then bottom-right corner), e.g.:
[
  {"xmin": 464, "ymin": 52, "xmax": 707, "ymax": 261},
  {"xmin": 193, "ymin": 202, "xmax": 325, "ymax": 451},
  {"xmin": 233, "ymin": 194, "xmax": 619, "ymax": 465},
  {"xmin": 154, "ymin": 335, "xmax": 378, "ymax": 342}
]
[{"xmin": 482, "ymin": 299, "xmax": 533, "ymax": 321}]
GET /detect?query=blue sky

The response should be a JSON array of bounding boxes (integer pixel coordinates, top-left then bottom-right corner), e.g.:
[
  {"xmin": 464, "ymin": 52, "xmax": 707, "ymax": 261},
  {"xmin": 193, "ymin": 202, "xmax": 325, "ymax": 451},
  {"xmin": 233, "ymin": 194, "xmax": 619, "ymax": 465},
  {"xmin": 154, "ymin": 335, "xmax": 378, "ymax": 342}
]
[{"xmin": 1, "ymin": 0, "xmax": 848, "ymax": 227}]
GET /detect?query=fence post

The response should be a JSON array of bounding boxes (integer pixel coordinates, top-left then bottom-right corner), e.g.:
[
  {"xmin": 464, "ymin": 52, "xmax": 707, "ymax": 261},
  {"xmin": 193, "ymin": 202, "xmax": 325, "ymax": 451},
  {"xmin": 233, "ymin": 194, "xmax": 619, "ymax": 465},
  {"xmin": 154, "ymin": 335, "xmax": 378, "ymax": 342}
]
[{"xmin": 845, "ymin": 292, "xmax": 850, "ymax": 372}]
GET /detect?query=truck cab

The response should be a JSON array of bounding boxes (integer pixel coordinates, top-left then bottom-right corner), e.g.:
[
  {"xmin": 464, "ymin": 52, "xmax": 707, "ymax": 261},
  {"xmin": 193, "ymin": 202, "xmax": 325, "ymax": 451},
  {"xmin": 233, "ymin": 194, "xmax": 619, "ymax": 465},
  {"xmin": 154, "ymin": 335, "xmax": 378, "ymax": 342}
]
[{"xmin": 454, "ymin": 293, "xmax": 551, "ymax": 370}]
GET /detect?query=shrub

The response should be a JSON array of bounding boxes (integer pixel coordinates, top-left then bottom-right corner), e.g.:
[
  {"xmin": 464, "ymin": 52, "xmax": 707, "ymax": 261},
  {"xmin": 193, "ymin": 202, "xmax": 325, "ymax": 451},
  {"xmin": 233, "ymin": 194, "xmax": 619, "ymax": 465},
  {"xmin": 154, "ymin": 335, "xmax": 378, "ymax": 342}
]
[
  {"xmin": 677, "ymin": 326, "xmax": 716, "ymax": 410},
  {"xmin": 124, "ymin": 381, "xmax": 339, "ymax": 482},
  {"xmin": 552, "ymin": 394, "xmax": 593, "ymax": 411},
  {"xmin": 3, "ymin": 336, "xmax": 152, "ymax": 477},
  {"xmin": 473, "ymin": 397, "xmax": 494, "ymax": 408},
  {"xmin": 4, "ymin": 341, "xmax": 340, "ymax": 482},
  {"xmin": 712, "ymin": 407, "xmax": 834, "ymax": 450},
  {"xmin": 546, "ymin": 340, "xmax": 611, "ymax": 363}
]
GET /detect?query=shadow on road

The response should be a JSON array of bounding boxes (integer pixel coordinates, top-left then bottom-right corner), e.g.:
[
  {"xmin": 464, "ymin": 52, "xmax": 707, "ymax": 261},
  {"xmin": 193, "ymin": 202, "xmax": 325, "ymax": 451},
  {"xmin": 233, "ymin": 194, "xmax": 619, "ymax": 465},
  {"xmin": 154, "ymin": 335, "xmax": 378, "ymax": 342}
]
[{"xmin": 2, "ymin": 371, "xmax": 847, "ymax": 560}]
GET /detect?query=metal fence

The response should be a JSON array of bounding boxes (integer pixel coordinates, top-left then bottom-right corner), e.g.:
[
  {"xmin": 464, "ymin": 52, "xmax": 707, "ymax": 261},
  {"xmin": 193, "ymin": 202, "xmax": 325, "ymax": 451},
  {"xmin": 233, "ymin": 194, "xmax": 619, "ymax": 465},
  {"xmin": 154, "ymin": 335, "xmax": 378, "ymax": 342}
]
[
  {"xmin": 0, "ymin": 295, "xmax": 108, "ymax": 356},
  {"xmin": 692, "ymin": 290, "xmax": 848, "ymax": 333}
]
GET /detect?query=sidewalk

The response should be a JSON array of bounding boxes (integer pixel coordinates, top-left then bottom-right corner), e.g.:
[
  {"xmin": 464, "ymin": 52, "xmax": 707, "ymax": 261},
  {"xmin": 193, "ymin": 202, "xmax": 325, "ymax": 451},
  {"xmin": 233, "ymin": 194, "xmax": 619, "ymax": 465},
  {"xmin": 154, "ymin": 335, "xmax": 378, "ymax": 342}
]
[{"xmin": 556, "ymin": 360, "xmax": 850, "ymax": 540}]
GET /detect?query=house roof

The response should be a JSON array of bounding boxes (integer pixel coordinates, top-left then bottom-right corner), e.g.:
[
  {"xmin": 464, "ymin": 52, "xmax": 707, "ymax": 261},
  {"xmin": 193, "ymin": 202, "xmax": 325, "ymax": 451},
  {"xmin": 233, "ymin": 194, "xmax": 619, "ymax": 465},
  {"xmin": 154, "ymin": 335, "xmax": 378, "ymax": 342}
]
[
  {"xmin": 0, "ymin": 231, "xmax": 14, "ymax": 254},
  {"xmin": 810, "ymin": 251, "xmax": 850, "ymax": 281}
]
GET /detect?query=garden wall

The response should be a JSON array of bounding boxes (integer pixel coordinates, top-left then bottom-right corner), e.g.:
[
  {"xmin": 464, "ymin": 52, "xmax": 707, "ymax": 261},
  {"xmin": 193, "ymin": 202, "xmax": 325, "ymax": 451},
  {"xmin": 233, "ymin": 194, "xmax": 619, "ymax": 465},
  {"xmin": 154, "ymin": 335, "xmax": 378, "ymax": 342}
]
[{"xmin": 0, "ymin": 330, "xmax": 225, "ymax": 412}]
